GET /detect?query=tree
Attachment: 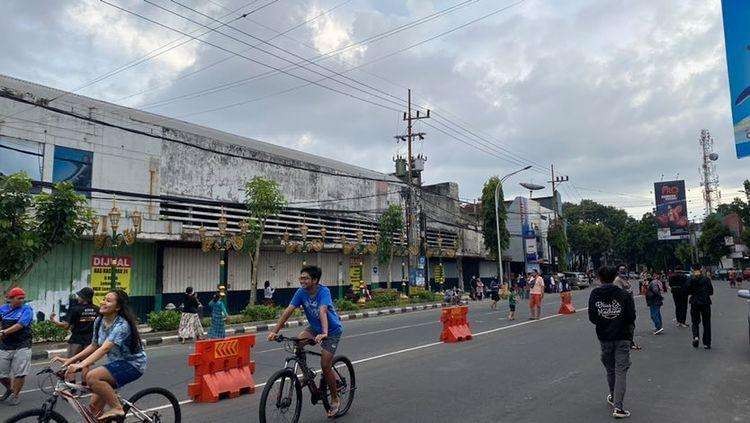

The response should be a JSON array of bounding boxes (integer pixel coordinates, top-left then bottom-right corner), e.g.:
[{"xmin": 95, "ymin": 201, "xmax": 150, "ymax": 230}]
[
  {"xmin": 244, "ymin": 177, "xmax": 286, "ymax": 305},
  {"xmin": 674, "ymin": 241, "xmax": 695, "ymax": 267},
  {"xmin": 716, "ymin": 198, "xmax": 750, "ymax": 227},
  {"xmin": 377, "ymin": 204, "xmax": 404, "ymax": 289},
  {"xmin": 480, "ymin": 177, "xmax": 510, "ymax": 263},
  {"xmin": 697, "ymin": 214, "xmax": 731, "ymax": 266},
  {"xmin": 744, "ymin": 179, "xmax": 750, "ymax": 204},
  {"xmin": 1, "ymin": 172, "xmax": 92, "ymax": 286},
  {"xmin": 547, "ymin": 219, "xmax": 569, "ymax": 271},
  {"xmin": 567, "ymin": 222, "xmax": 613, "ymax": 270},
  {"xmin": 741, "ymin": 227, "xmax": 750, "ymax": 250}
]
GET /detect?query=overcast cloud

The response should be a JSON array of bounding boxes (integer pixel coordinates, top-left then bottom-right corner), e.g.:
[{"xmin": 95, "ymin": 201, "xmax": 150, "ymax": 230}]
[{"xmin": 0, "ymin": 0, "xmax": 744, "ymax": 220}]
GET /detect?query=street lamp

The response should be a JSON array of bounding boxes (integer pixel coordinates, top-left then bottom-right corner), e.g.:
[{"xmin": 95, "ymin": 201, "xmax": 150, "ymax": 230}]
[
  {"xmin": 93, "ymin": 198, "xmax": 143, "ymax": 290},
  {"xmin": 199, "ymin": 207, "xmax": 247, "ymax": 307},
  {"xmin": 495, "ymin": 166, "xmax": 533, "ymax": 288}
]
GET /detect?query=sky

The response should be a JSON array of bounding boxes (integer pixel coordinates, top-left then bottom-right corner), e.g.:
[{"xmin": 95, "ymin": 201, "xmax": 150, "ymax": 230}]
[{"xmin": 0, "ymin": 0, "xmax": 746, "ymax": 221}]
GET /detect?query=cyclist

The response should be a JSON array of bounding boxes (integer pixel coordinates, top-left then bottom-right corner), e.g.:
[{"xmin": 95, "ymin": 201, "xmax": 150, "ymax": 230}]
[
  {"xmin": 54, "ymin": 289, "xmax": 147, "ymax": 421},
  {"xmin": 268, "ymin": 265, "xmax": 343, "ymax": 418}
]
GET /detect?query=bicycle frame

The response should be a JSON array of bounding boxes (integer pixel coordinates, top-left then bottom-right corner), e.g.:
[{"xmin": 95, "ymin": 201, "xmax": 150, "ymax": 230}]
[{"xmin": 284, "ymin": 344, "xmax": 324, "ymax": 403}]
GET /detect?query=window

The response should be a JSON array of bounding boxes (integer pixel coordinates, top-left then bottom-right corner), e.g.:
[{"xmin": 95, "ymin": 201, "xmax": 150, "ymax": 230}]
[
  {"xmin": 0, "ymin": 136, "xmax": 43, "ymax": 180},
  {"xmin": 53, "ymin": 146, "xmax": 93, "ymax": 195}
]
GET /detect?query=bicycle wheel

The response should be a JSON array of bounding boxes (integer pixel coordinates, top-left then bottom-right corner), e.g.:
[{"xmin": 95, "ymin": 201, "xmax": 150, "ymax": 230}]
[
  {"xmin": 259, "ymin": 369, "xmax": 302, "ymax": 423},
  {"xmin": 123, "ymin": 387, "xmax": 181, "ymax": 423},
  {"xmin": 5, "ymin": 408, "xmax": 68, "ymax": 422},
  {"xmin": 321, "ymin": 356, "xmax": 356, "ymax": 417}
]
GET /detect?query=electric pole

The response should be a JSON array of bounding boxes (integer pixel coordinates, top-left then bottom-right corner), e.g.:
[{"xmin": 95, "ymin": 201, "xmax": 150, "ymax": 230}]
[
  {"xmin": 394, "ymin": 89, "xmax": 430, "ymax": 293},
  {"xmin": 548, "ymin": 164, "xmax": 569, "ymax": 269}
]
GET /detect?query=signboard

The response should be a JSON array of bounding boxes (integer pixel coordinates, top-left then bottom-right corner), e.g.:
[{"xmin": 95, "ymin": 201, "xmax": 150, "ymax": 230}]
[
  {"xmin": 725, "ymin": 236, "xmax": 735, "ymax": 246},
  {"xmin": 525, "ymin": 237, "xmax": 538, "ymax": 262},
  {"xmin": 409, "ymin": 269, "xmax": 425, "ymax": 287},
  {"xmin": 348, "ymin": 264, "xmax": 363, "ymax": 285},
  {"xmin": 721, "ymin": 0, "xmax": 750, "ymax": 158},
  {"xmin": 434, "ymin": 263, "xmax": 445, "ymax": 285},
  {"xmin": 654, "ymin": 180, "xmax": 689, "ymax": 240},
  {"xmin": 90, "ymin": 255, "xmax": 132, "ymax": 304}
]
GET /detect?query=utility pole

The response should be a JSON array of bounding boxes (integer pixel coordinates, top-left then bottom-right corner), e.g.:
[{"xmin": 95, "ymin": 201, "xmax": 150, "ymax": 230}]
[
  {"xmin": 394, "ymin": 89, "xmax": 430, "ymax": 294},
  {"xmin": 548, "ymin": 164, "xmax": 569, "ymax": 270}
]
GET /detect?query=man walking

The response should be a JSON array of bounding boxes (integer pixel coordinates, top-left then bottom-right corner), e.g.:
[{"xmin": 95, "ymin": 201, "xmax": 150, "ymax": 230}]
[
  {"xmin": 688, "ymin": 267, "xmax": 713, "ymax": 349},
  {"xmin": 668, "ymin": 266, "xmax": 689, "ymax": 328},
  {"xmin": 645, "ymin": 275, "xmax": 664, "ymax": 335},
  {"xmin": 589, "ymin": 266, "xmax": 636, "ymax": 419},
  {"xmin": 0, "ymin": 288, "xmax": 34, "ymax": 406},
  {"xmin": 51, "ymin": 287, "xmax": 98, "ymax": 359},
  {"xmin": 529, "ymin": 269, "xmax": 544, "ymax": 320},
  {"xmin": 489, "ymin": 278, "xmax": 501, "ymax": 310}
]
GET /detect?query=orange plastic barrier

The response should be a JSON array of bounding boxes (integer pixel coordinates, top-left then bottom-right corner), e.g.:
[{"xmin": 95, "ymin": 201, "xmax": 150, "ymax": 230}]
[
  {"xmin": 440, "ymin": 306, "xmax": 473, "ymax": 342},
  {"xmin": 558, "ymin": 291, "xmax": 576, "ymax": 314},
  {"xmin": 188, "ymin": 335, "xmax": 256, "ymax": 403}
]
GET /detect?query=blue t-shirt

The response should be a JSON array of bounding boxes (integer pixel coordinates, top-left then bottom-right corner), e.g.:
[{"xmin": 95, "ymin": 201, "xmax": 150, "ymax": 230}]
[
  {"xmin": 0, "ymin": 304, "xmax": 33, "ymax": 350},
  {"xmin": 93, "ymin": 316, "xmax": 148, "ymax": 372},
  {"xmin": 290, "ymin": 285, "xmax": 342, "ymax": 336}
]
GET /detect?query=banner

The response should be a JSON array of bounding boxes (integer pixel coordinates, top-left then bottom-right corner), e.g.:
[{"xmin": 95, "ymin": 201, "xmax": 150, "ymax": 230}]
[
  {"xmin": 654, "ymin": 181, "xmax": 689, "ymax": 240},
  {"xmin": 434, "ymin": 263, "xmax": 445, "ymax": 285},
  {"xmin": 348, "ymin": 264, "xmax": 363, "ymax": 286},
  {"xmin": 721, "ymin": 0, "xmax": 750, "ymax": 158},
  {"xmin": 91, "ymin": 255, "xmax": 132, "ymax": 304},
  {"xmin": 525, "ymin": 237, "xmax": 538, "ymax": 261}
]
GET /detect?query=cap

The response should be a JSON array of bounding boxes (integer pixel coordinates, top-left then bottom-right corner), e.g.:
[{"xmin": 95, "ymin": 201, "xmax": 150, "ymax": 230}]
[
  {"xmin": 7, "ymin": 287, "xmax": 26, "ymax": 299},
  {"xmin": 77, "ymin": 287, "xmax": 94, "ymax": 302}
]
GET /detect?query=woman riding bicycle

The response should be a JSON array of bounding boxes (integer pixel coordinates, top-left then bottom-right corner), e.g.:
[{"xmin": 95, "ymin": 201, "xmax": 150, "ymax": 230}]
[{"xmin": 54, "ymin": 289, "xmax": 147, "ymax": 421}]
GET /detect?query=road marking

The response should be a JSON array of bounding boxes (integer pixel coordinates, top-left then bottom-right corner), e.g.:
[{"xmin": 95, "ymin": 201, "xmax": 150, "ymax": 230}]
[{"xmin": 143, "ymin": 307, "xmax": 587, "ymax": 412}]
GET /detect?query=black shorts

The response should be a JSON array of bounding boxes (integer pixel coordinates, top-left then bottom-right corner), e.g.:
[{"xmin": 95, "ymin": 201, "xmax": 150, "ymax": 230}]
[
  {"xmin": 509, "ymin": 304, "xmax": 516, "ymax": 311},
  {"xmin": 491, "ymin": 292, "xmax": 500, "ymax": 301},
  {"xmin": 304, "ymin": 326, "xmax": 341, "ymax": 354}
]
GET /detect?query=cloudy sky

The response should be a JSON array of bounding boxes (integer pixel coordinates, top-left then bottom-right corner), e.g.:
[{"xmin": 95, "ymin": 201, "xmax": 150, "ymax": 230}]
[{"xmin": 1, "ymin": 0, "xmax": 745, "ymax": 219}]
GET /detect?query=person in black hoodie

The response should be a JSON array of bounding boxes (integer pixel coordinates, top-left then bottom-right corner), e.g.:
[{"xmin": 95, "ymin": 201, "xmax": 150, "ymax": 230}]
[
  {"xmin": 589, "ymin": 266, "xmax": 636, "ymax": 419},
  {"xmin": 688, "ymin": 266, "xmax": 713, "ymax": 349},
  {"xmin": 668, "ymin": 266, "xmax": 689, "ymax": 328}
]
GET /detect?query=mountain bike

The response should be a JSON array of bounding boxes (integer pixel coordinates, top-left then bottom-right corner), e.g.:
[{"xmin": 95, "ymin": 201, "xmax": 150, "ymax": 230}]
[
  {"xmin": 6, "ymin": 366, "xmax": 181, "ymax": 422},
  {"xmin": 259, "ymin": 335, "xmax": 355, "ymax": 422}
]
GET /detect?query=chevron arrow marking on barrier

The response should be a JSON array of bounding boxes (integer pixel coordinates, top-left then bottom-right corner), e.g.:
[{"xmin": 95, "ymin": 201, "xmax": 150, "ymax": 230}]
[{"xmin": 214, "ymin": 339, "xmax": 239, "ymax": 358}]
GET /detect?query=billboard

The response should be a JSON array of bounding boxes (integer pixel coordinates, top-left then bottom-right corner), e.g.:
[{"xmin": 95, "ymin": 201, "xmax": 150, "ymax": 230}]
[
  {"xmin": 654, "ymin": 180, "xmax": 689, "ymax": 240},
  {"xmin": 721, "ymin": 0, "xmax": 750, "ymax": 158}
]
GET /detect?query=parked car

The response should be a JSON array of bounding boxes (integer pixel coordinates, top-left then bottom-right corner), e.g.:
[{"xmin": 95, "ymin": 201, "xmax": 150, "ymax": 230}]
[
  {"xmin": 563, "ymin": 272, "xmax": 589, "ymax": 289},
  {"xmin": 739, "ymin": 290, "xmax": 750, "ymax": 346}
]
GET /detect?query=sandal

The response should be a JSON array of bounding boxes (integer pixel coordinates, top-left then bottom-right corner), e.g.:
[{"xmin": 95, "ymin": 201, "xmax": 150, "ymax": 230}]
[
  {"xmin": 97, "ymin": 409, "xmax": 125, "ymax": 422},
  {"xmin": 326, "ymin": 400, "xmax": 340, "ymax": 418}
]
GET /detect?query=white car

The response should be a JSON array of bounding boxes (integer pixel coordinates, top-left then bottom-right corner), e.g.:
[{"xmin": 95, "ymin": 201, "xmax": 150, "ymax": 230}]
[{"xmin": 739, "ymin": 290, "xmax": 750, "ymax": 345}]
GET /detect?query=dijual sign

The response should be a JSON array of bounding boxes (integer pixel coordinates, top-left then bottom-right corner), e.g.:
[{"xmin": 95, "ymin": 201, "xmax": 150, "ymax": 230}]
[{"xmin": 721, "ymin": 0, "xmax": 750, "ymax": 158}]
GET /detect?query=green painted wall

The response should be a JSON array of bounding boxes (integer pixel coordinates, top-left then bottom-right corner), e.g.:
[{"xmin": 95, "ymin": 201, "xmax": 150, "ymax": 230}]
[{"xmin": 4, "ymin": 241, "xmax": 157, "ymax": 317}]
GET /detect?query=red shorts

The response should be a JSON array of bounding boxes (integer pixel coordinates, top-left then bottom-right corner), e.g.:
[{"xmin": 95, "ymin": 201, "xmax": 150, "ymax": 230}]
[{"xmin": 530, "ymin": 293, "xmax": 542, "ymax": 308}]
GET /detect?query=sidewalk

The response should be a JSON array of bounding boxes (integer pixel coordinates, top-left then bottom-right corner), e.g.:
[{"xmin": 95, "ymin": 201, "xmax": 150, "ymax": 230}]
[{"xmin": 33, "ymin": 302, "xmax": 447, "ymax": 360}]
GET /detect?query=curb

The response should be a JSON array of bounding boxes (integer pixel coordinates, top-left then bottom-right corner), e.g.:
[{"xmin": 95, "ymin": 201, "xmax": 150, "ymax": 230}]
[{"xmin": 35, "ymin": 302, "xmax": 446, "ymax": 360}]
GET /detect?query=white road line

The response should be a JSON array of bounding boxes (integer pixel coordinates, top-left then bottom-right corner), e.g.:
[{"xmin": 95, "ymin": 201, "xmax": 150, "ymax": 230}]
[{"xmin": 144, "ymin": 308, "xmax": 585, "ymax": 412}]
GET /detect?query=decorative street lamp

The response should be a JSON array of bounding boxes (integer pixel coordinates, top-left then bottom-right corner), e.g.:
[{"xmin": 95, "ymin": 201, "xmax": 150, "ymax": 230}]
[
  {"xmin": 199, "ymin": 207, "xmax": 246, "ymax": 307},
  {"xmin": 93, "ymin": 198, "xmax": 142, "ymax": 290}
]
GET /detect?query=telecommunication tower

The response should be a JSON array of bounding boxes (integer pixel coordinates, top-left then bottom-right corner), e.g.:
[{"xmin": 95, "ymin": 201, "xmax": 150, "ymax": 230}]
[{"xmin": 699, "ymin": 129, "xmax": 720, "ymax": 216}]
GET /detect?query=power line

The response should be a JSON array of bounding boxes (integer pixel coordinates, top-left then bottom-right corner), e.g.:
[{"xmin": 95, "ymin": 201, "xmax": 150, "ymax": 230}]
[{"xmin": 101, "ymin": 0, "xmax": 402, "ymax": 113}]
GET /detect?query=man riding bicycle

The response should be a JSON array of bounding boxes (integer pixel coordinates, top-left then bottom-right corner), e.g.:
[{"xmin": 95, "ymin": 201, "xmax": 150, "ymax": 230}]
[{"xmin": 268, "ymin": 265, "xmax": 343, "ymax": 418}]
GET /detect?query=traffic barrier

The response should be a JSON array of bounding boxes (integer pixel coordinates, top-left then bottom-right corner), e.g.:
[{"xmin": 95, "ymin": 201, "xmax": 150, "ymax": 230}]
[
  {"xmin": 188, "ymin": 335, "xmax": 256, "ymax": 403},
  {"xmin": 440, "ymin": 305, "xmax": 473, "ymax": 342},
  {"xmin": 558, "ymin": 291, "xmax": 576, "ymax": 314}
]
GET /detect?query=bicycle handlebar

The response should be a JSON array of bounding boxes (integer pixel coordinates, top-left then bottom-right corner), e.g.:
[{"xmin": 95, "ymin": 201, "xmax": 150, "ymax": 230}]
[{"xmin": 273, "ymin": 334, "xmax": 316, "ymax": 346}]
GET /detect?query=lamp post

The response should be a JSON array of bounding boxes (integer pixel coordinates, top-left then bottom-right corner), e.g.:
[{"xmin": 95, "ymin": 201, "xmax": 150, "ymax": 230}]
[
  {"xmin": 495, "ymin": 166, "xmax": 532, "ymax": 288},
  {"xmin": 199, "ymin": 207, "xmax": 247, "ymax": 308},
  {"xmin": 93, "ymin": 198, "xmax": 142, "ymax": 290}
]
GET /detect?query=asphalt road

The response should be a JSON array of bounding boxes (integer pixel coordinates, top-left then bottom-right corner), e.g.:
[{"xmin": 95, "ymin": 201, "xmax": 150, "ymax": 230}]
[{"xmin": 3, "ymin": 284, "xmax": 749, "ymax": 422}]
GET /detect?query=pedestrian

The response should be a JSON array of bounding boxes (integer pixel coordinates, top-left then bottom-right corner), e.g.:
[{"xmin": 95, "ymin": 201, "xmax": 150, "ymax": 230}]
[
  {"xmin": 0, "ymin": 287, "xmax": 34, "ymax": 406},
  {"xmin": 207, "ymin": 292, "xmax": 228, "ymax": 339},
  {"xmin": 614, "ymin": 266, "xmax": 640, "ymax": 350},
  {"xmin": 489, "ymin": 278, "xmax": 501, "ymax": 309},
  {"xmin": 646, "ymin": 275, "xmax": 664, "ymax": 335},
  {"xmin": 729, "ymin": 269, "xmax": 736, "ymax": 288},
  {"xmin": 517, "ymin": 274, "xmax": 528, "ymax": 300},
  {"xmin": 588, "ymin": 266, "xmax": 636, "ymax": 419},
  {"xmin": 507, "ymin": 285, "xmax": 517, "ymax": 320},
  {"xmin": 669, "ymin": 265, "xmax": 689, "ymax": 328},
  {"xmin": 688, "ymin": 267, "xmax": 713, "ymax": 349},
  {"xmin": 50, "ymin": 287, "xmax": 98, "ymax": 382},
  {"xmin": 263, "ymin": 281, "xmax": 276, "ymax": 307},
  {"xmin": 529, "ymin": 269, "xmax": 545, "ymax": 320},
  {"xmin": 475, "ymin": 279, "xmax": 485, "ymax": 301},
  {"xmin": 177, "ymin": 286, "xmax": 204, "ymax": 344}
]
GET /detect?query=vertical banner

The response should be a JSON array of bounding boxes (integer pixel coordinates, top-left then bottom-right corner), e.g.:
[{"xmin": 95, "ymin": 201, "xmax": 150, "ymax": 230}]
[
  {"xmin": 348, "ymin": 264, "xmax": 363, "ymax": 286},
  {"xmin": 90, "ymin": 255, "xmax": 132, "ymax": 304},
  {"xmin": 654, "ymin": 180, "xmax": 689, "ymax": 240},
  {"xmin": 434, "ymin": 263, "xmax": 445, "ymax": 285},
  {"xmin": 721, "ymin": 0, "xmax": 750, "ymax": 158}
]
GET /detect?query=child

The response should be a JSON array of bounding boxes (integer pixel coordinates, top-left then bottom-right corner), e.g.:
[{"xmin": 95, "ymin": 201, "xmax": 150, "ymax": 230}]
[{"xmin": 507, "ymin": 286, "xmax": 517, "ymax": 320}]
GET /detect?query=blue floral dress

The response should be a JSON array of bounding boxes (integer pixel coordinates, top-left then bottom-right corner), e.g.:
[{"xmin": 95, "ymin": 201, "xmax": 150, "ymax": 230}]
[{"xmin": 208, "ymin": 299, "xmax": 228, "ymax": 339}]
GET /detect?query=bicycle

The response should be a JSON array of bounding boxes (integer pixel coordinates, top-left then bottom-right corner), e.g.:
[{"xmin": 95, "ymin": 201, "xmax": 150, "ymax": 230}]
[
  {"xmin": 259, "ymin": 335, "xmax": 355, "ymax": 423},
  {"xmin": 6, "ymin": 365, "xmax": 181, "ymax": 422}
]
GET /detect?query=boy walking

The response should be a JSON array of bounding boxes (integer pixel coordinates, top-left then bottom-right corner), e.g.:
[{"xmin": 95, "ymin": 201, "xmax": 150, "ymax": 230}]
[
  {"xmin": 507, "ymin": 285, "xmax": 517, "ymax": 320},
  {"xmin": 588, "ymin": 266, "xmax": 636, "ymax": 419},
  {"xmin": 645, "ymin": 276, "xmax": 664, "ymax": 335}
]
